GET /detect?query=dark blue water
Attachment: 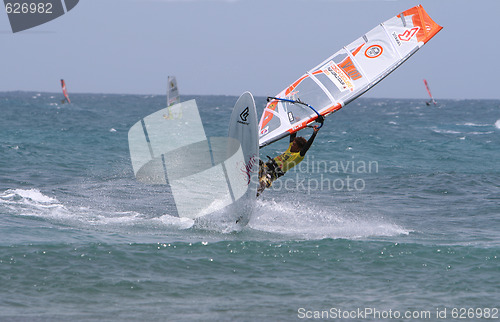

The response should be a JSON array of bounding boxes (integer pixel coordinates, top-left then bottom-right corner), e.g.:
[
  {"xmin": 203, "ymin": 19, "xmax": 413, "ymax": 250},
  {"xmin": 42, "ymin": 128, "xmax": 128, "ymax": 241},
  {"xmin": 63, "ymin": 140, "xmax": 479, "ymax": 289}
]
[{"xmin": 1, "ymin": 92, "xmax": 499, "ymax": 321}]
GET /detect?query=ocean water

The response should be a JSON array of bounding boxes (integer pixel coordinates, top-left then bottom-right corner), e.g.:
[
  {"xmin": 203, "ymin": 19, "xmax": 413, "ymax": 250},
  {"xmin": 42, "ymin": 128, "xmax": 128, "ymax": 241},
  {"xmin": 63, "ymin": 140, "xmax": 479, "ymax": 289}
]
[{"xmin": 0, "ymin": 92, "xmax": 499, "ymax": 321}]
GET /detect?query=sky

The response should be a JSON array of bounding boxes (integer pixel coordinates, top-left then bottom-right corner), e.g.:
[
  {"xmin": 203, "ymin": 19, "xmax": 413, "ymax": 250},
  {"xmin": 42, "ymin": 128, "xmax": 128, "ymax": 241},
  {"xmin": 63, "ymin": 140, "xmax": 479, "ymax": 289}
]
[{"xmin": 1, "ymin": 0, "xmax": 499, "ymax": 100}]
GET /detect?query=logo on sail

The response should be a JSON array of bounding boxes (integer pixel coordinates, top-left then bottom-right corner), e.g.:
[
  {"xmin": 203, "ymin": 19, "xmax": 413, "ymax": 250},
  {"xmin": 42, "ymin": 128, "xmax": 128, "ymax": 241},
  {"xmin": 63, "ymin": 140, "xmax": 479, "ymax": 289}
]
[
  {"xmin": 339, "ymin": 57, "xmax": 362, "ymax": 80},
  {"xmin": 321, "ymin": 61, "xmax": 354, "ymax": 92},
  {"xmin": 365, "ymin": 45, "xmax": 383, "ymax": 58},
  {"xmin": 398, "ymin": 27, "xmax": 420, "ymax": 42}
]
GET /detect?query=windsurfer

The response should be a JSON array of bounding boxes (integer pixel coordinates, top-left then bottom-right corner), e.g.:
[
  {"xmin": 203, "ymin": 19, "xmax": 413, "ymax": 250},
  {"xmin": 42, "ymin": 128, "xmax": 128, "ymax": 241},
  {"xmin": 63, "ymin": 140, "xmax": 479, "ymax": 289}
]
[
  {"xmin": 60, "ymin": 79, "xmax": 71, "ymax": 104},
  {"xmin": 257, "ymin": 123, "xmax": 321, "ymax": 196}
]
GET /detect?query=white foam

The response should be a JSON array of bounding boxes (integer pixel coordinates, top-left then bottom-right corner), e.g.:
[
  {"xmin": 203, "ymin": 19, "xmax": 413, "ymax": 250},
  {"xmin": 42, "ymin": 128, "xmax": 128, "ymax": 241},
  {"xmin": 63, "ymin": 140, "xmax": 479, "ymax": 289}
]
[
  {"xmin": 468, "ymin": 131, "xmax": 494, "ymax": 135},
  {"xmin": 1, "ymin": 188, "xmax": 57, "ymax": 204},
  {"xmin": 495, "ymin": 119, "xmax": 500, "ymax": 129},
  {"xmin": 459, "ymin": 122, "xmax": 490, "ymax": 127},
  {"xmin": 1, "ymin": 189, "xmax": 408, "ymax": 239},
  {"xmin": 0, "ymin": 189, "xmax": 69, "ymax": 222},
  {"xmin": 0, "ymin": 189, "xmax": 193, "ymax": 231},
  {"xmin": 249, "ymin": 198, "xmax": 409, "ymax": 240},
  {"xmin": 159, "ymin": 215, "xmax": 194, "ymax": 229},
  {"xmin": 432, "ymin": 129, "xmax": 462, "ymax": 134}
]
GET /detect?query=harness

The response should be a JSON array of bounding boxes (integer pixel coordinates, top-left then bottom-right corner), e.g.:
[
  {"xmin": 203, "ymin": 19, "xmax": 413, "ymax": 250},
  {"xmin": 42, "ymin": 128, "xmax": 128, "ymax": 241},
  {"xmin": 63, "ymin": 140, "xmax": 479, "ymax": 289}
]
[{"xmin": 264, "ymin": 155, "xmax": 285, "ymax": 180}]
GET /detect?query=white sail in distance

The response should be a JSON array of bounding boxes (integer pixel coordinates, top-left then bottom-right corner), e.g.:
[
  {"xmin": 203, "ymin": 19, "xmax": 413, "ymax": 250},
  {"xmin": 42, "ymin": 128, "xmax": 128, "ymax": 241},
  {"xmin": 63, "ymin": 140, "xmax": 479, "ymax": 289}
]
[{"xmin": 167, "ymin": 76, "xmax": 180, "ymax": 107}]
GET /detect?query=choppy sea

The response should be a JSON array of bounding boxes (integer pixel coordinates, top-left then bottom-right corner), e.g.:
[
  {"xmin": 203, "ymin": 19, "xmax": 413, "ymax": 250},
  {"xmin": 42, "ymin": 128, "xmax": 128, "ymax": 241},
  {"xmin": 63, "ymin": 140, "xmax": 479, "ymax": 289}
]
[{"xmin": 1, "ymin": 92, "xmax": 499, "ymax": 321}]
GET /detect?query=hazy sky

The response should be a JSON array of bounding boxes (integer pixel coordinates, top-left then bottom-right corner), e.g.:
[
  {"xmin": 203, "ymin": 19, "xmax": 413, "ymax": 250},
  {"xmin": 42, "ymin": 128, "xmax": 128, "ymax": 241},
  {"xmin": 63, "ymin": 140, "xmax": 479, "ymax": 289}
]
[{"xmin": 2, "ymin": 0, "xmax": 499, "ymax": 99}]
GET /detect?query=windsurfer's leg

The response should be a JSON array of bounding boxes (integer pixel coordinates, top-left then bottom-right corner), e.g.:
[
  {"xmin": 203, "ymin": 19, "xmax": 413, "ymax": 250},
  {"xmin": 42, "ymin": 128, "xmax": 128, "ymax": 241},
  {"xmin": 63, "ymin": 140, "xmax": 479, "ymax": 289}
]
[{"xmin": 257, "ymin": 160, "xmax": 274, "ymax": 196}]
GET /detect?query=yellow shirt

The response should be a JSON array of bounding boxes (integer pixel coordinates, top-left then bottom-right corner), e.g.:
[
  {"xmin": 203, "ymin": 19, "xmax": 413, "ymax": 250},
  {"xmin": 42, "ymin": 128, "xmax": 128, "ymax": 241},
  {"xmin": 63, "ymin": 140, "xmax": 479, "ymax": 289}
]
[{"xmin": 273, "ymin": 142, "xmax": 305, "ymax": 174}]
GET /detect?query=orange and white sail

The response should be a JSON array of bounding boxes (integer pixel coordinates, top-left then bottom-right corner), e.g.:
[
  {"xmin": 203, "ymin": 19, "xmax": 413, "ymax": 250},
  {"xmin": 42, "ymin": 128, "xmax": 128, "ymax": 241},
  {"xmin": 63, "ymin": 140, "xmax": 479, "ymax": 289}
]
[
  {"xmin": 60, "ymin": 79, "xmax": 71, "ymax": 104},
  {"xmin": 423, "ymin": 79, "xmax": 437, "ymax": 105},
  {"xmin": 259, "ymin": 5, "xmax": 442, "ymax": 147}
]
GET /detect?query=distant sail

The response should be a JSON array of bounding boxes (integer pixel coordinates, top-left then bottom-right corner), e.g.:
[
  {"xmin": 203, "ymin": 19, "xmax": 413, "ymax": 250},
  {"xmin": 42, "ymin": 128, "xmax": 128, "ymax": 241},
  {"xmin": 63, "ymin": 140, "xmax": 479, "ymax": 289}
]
[
  {"xmin": 167, "ymin": 76, "xmax": 180, "ymax": 107},
  {"xmin": 258, "ymin": 5, "xmax": 442, "ymax": 147},
  {"xmin": 423, "ymin": 79, "xmax": 437, "ymax": 106},
  {"xmin": 60, "ymin": 79, "xmax": 71, "ymax": 104}
]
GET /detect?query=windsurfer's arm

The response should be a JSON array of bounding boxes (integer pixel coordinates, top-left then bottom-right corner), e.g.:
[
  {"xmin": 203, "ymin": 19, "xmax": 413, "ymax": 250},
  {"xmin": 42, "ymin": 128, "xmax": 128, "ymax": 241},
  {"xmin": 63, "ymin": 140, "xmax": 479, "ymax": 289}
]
[
  {"xmin": 289, "ymin": 132, "xmax": 296, "ymax": 143},
  {"xmin": 299, "ymin": 126, "xmax": 320, "ymax": 157}
]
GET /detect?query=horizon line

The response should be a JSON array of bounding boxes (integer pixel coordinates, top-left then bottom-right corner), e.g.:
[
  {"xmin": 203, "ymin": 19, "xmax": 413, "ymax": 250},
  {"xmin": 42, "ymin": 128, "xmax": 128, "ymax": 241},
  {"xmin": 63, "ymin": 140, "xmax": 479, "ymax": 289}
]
[{"xmin": 0, "ymin": 90, "xmax": 494, "ymax": 101}]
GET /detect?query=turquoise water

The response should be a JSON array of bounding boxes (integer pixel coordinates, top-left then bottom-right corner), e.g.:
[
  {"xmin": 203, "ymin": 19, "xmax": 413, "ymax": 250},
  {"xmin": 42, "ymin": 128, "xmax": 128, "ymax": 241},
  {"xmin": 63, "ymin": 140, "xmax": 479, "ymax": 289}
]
[{"xmin": 1, "ymin": 92, "xmax": 499, "ymax": 321}]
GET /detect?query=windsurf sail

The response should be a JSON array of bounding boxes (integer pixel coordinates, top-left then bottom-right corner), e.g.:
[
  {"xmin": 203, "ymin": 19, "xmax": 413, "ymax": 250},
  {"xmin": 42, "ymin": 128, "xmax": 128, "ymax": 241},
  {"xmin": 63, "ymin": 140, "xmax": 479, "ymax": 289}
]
[
  {"xmin": 423, "ymin": 79, "xmax": 437, "ymax": 106},
  {"xmin": 60, "ymin": 79, "xmax": 71, "ymax": 104},
  {"xmin": 258, "ymin": 5, "xmax": 442, "ymax": 147},
  {"xmin": 167, "ymin": 76, "xmax": 180, "ymax": 107}
]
